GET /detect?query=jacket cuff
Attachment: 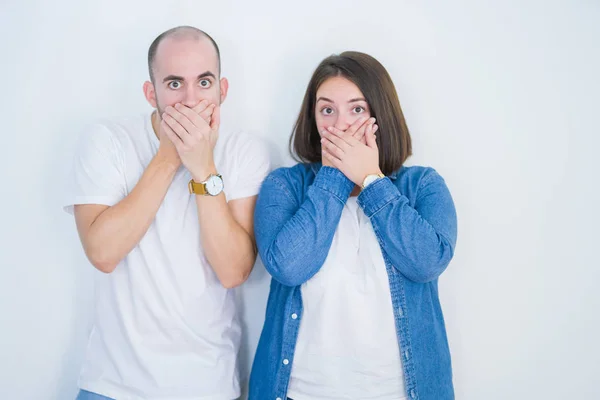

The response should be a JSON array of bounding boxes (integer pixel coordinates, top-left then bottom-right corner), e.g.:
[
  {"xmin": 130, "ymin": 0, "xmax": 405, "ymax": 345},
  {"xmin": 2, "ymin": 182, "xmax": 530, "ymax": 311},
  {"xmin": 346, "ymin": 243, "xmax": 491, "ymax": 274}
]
[
  {"xmin": 358, "ymin": 177, "xmax": 403, "ymax": 217},
  {"xmin": 312, "ymin": 166, "xmax": 354, "ymax": 202}
]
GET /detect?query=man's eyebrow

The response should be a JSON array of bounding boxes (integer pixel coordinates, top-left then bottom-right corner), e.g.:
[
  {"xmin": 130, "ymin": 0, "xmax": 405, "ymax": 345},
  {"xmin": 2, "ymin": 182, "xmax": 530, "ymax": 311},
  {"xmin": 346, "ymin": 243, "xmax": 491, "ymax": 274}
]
[
  {"xmin": 162, "ymin": 75, "xmax": 184, "ymax": 83},
  {"xmin": 198, "ymin": 71, "xmax": 216, "ymax": 80},
  {"xmin": 161, "ymin": 71, "xmax": 216, "ymax": 83}
]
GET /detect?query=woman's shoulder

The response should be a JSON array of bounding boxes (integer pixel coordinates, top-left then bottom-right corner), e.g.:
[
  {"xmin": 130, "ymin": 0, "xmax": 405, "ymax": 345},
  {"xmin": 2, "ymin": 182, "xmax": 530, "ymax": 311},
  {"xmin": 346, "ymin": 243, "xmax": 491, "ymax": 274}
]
[
  {"xmin": 393, "ymin": 165, "xmax": 449, "ymax": 191},
  {"xmin": 267, "ymin": 163, "xmax": 315, "ymax": 182},
  {"xmin": 262, "ymin": 163, "xmax": 316, "ymax": 195}
]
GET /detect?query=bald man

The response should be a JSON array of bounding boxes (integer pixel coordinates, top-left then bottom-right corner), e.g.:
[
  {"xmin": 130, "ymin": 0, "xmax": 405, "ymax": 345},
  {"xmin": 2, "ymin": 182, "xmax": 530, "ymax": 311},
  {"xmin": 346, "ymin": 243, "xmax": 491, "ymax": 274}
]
[{"xmin": 66, "ymin": 26, "xmax": 270, "ymax": 400}]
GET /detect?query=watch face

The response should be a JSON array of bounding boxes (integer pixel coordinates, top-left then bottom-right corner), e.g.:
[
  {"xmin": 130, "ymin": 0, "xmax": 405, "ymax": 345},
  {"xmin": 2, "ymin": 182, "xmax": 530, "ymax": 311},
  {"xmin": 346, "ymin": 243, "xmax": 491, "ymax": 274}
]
[
  {"xmin": 206, "ymin": 175, "xmax": 224, "ymax": 196},
  {"xmin": 363, "ymin": 174, "xmax": 383, "ymax": 188},
  {"xmin": 363, "ymin": 175, "xmax": 378, "ymax": 187}
]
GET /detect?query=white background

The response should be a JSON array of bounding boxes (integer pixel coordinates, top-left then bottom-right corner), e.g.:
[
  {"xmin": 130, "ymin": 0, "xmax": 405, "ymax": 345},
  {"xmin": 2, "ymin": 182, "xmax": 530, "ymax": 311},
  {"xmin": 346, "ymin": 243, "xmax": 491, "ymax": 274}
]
[{"xmin": 1, "ymin": 1, "xmax": 599, "ymax": 399}]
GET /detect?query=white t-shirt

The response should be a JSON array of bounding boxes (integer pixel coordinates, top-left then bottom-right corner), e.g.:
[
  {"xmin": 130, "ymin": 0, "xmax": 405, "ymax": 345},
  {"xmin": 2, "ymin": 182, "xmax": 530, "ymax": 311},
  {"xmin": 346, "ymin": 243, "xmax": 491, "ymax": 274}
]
[
  {"xmin": 64, "ymin": 113, "xmax": 270, "ymax": 400},
  {"xmin": 288, "ymin": 197, "xmax": 407, "ymax": 400}
]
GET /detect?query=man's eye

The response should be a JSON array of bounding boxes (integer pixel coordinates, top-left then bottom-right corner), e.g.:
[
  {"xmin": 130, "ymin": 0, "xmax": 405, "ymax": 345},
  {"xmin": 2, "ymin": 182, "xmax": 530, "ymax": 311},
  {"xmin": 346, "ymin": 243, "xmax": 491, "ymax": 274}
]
[
  {"xmin": 321, "ymin": 107, "xmax": 334, "ymax": 115},
  {"xmin": 168, "ymin": 81, "xmax": 182, "ymax": 89},
  {"xmin": 199, "ymin": 79, "xmax": 212, "ymax": 88}
]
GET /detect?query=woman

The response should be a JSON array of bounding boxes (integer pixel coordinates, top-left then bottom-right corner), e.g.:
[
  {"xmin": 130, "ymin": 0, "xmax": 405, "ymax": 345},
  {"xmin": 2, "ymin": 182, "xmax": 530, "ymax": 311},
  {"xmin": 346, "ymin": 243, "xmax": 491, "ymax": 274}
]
[{"xmin": 249, "ymin": 51, "xmax": 457, "ymax": 400}]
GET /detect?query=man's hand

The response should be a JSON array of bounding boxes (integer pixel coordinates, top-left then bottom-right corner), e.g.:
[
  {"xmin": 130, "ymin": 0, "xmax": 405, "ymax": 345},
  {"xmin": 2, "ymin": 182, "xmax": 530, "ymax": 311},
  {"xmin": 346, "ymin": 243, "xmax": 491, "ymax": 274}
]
[
  {"xmin": 161, "ymin": 100, "xmax": 221, "ymax": 181},
  {"xmin": 155, "ymin": 112, "xmax": 182, "ymax": 169}
]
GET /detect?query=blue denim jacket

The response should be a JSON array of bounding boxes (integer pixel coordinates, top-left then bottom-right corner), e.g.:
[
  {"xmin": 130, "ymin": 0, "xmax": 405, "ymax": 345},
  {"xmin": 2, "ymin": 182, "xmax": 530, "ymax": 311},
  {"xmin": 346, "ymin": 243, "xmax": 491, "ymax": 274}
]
[{"xmin": 249, "ymin": 163, "xmax": 458, "ymax": 400}]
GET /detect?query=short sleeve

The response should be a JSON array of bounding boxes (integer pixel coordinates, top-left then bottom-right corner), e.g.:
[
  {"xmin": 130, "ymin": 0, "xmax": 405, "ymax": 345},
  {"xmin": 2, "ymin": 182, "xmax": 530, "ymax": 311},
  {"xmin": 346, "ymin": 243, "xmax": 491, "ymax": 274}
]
[
  {"xmin": 227, "ymin": 133, "xmax": 271, "ymax": 201},
  {"xmin": 63, "ymin": 124, "xmax": 127, "ymax": 214}
]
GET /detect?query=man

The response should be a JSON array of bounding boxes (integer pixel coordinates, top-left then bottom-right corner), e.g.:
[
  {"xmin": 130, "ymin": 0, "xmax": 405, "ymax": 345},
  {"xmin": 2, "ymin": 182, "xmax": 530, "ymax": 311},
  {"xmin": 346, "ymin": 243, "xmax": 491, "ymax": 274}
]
[{"xmin": 65, "ymin": 26, "xmax": 270, "ymax": 400}]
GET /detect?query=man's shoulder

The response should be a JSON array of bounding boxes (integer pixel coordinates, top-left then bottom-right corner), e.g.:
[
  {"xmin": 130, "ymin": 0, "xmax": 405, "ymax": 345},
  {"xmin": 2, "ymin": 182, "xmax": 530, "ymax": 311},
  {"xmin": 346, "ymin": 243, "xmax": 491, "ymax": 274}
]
[
  {"xmin": 88, "ymin": 113, "xmax": 149, "ymax": 140},
  {"xmin": 73, "ymin": 113, "xmax": 152, "ymax": 168},
  {"xmin": 79, "ymin": 114, "xmax": 150, "ymax": 146},
  {"xmin": 217, "ymin": 129, "xmax": 270, "ymax": 162},
  {"xmin": 218, "ymin": 129, "xmax": 266, "ymax": 150}
]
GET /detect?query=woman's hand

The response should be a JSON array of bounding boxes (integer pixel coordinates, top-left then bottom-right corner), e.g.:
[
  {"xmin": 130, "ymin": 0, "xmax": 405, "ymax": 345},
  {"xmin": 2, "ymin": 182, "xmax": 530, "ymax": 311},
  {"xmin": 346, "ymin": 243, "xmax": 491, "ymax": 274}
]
[
  {"xmin": 320, "ymin": 117, "xmax": 375, "ymax": 168},
  {"xmin": 320, "ymin": 121, "xmax": 381, "ymax": 186}
]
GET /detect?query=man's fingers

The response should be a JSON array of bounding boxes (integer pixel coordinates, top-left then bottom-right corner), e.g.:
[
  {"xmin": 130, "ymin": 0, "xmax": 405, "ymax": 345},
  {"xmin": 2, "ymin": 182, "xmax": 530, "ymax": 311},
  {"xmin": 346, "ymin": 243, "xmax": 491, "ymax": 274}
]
[
  {"xmin": 175, "ymin": 103, "xmax": 213, "ymax": 127},
  {"xmin": 161, "ymin": 119, "xmax": 184, "ymax": 148},
  {"xmin": 199, "ymin": 104, "xmax": 216, "ymax": 124},
  {"xmin": 210, "ymin": 106, "xmax": 221, "ymax": 131},
  {"xmin": 191, "ymin": 100, "xmax": 210, "ymax": 114},
  {"xmin": 165, "ymin": 106, "xmax": 198, "ymax": 134},
  {"xmin": 163, "ymin": 112, "xmax": 191, "ymax": 142}
]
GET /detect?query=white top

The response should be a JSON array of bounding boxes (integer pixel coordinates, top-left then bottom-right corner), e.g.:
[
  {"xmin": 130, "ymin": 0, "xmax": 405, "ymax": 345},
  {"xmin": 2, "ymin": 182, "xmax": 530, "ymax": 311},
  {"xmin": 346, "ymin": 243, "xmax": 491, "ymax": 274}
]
[
  {"xmin": 64, "ymin": 113, "xmax": 270, "ymax": 400},
  {"xmin": 288, "ymin": 197, "xmax": 407, "ymax": 400}
]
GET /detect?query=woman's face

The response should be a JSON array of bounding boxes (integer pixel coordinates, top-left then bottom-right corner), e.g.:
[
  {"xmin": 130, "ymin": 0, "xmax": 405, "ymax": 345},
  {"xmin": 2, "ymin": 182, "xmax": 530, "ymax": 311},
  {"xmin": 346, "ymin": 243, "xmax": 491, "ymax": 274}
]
[{"xmin": 315, "ymin": 76, "xmax": 371, "ymax": 138}]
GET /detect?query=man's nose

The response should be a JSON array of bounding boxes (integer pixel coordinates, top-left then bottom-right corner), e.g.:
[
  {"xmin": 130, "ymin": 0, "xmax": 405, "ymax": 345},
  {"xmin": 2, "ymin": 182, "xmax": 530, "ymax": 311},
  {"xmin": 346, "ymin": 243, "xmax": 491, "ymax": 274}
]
[{"xmin": 181, "ymin": 87, "xmax": 201, "ymax": 108}]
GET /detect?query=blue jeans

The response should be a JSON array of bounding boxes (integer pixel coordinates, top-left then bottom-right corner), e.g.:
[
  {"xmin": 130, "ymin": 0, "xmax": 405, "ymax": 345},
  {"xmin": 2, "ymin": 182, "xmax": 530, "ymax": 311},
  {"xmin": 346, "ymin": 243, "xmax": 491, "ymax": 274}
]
[{"xmin": 76, "ymin": 390, "xmax": 115, "ymax": 400}]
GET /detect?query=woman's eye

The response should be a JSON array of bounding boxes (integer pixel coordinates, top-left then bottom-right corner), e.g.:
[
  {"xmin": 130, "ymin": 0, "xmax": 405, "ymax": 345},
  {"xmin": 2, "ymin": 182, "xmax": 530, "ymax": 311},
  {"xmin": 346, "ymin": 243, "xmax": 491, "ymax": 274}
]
[
  {"xmin": 168, "ymin": 81, "xmax": 182, "ymax": 89},
  {"xmin": 199, "ymin": 79, "xmax": 212, "ymax": 88},
  {"xmin": 321, "ymin": 107, "xmax": 334, "ymax": 116},
  {"xmin": 353, "ymin": 106, "xmax": 365, "ymax": 113}
]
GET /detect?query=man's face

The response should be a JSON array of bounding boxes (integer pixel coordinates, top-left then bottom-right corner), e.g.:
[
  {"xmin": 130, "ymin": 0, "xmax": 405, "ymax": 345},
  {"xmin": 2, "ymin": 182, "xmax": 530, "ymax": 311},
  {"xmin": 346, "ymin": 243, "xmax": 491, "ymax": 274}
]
[{"xmin": 145, "ymin": 36, "xmax": 227, "ymax": 118}]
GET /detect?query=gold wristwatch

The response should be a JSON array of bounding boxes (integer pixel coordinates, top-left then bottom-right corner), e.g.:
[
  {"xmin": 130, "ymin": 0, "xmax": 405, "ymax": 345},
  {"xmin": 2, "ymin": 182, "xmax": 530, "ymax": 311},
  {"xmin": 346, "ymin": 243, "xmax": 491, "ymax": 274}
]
[
  {"xmin": 361, "ymin": 173, "xmax": 385, "ymax": 189},
  {"xmin": 188, "ymin": 174, "xmax": 224, "ymax": 196}
]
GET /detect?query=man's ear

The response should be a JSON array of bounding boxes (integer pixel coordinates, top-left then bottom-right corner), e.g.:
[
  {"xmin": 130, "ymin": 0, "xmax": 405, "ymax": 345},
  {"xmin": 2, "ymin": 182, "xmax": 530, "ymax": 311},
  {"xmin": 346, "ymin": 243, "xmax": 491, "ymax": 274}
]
[
  {"xmin": 143, "ymin": 81, "xmax": 157, "ymax": 109},
  {"xmin": 219, "ymin": 77, "xmax": 229, "ymax": 105}
]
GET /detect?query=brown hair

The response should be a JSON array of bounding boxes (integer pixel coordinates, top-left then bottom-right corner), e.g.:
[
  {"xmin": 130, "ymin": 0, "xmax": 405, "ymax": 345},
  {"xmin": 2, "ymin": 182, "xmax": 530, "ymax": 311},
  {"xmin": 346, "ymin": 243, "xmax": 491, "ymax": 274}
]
[{"xmin": 290, "ymin": 51, "xmax": 412, "ymax": 175}]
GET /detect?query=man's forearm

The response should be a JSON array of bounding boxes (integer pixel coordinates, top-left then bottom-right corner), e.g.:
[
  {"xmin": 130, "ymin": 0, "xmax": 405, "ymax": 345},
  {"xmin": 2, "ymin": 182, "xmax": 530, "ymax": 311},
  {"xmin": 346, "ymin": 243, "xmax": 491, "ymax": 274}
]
[
  {"xmin": 80, "ymin": 154, "xmax": 179, "ymax": 271},
  {"xmin": 195, "ymin": 194, "xmax": 256, "ymax": 288}
]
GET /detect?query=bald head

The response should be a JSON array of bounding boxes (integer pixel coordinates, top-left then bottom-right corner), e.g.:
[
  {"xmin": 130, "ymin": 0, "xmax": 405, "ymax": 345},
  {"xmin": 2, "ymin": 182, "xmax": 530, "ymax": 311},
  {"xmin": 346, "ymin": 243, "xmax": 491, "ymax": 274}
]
[{"xmin": 147, "ymin": 26, "xmax": 221, "ymax": 83}]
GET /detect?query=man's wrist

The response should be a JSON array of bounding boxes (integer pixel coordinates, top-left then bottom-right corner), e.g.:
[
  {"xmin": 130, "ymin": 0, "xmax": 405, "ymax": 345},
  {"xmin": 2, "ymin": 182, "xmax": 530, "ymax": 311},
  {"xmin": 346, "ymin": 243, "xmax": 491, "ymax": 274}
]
[
  {"xmin": 153, "ymin": 152, "xmax": 180, "ymax": 174},
  {"xmin": 191, "ymin": 165, "xmax": 218, "ymax": 183}
]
